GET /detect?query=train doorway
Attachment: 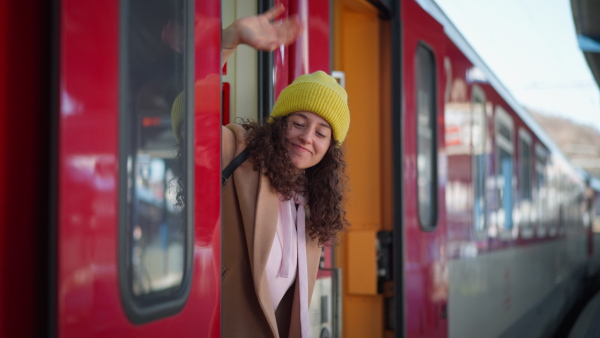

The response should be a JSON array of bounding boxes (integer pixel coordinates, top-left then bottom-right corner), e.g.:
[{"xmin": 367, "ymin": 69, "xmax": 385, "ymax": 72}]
[{"xmin": 332, "ymin": 0, "xmax": 395, "ymax": 337}]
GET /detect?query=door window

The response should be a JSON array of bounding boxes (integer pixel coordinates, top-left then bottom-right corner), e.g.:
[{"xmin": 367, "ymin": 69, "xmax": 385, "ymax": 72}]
[
  {"xmin": 118, "ymin": 0, "xmax": 193, "ymax": 323},
  {"xmin": 415, "ymin": 43, "xmax": 438, "ymax": 230}
]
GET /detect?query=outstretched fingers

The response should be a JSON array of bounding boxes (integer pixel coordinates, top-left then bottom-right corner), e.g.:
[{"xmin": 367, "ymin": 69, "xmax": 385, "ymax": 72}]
[
  {"xmin": 229, "ymin": 4, "xmax": 303, "ymax": 52},
  {"xmin": 277, "ymin": 14, "xmax": 303, "ymax": 46},
  {"xmin": 261, "ymin": 3, "xmax": 285, "ymax": 22}
]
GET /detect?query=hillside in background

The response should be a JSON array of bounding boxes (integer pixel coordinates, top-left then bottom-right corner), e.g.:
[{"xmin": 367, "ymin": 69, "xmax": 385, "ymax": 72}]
[{"xmin": 529, "ymin": 110, "xmax": 600, "ymax": 179}]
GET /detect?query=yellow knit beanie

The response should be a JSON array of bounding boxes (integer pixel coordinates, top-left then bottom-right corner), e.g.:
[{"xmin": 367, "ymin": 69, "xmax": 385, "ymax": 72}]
[{"xmin": 270, "ymin": 71, "xmax": 350, "ymax": 144}]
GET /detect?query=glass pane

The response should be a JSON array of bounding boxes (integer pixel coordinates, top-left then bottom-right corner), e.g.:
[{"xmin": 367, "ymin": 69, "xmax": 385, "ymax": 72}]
[
  {"xmin": 472, "ymin": 96, "xmax": 486, "ymax": 232},
  {"xmin": 498, "ymin": 148, "xmax": 513, "ymax": 230},
  {"xmin": 474, "ymin": 154, "xmax": 486, "ymax": 232},
  {"xmin": 518, "ymin": 137, "xmax": 532, "ymax": 232},
  {"xmin": 498, "ymin": 123, "xmax": 511, "ymax": 141},
  {"xmin": 416, "ymin": 45, "xmax": 437, "ymax": 229},
  {"xmin": 520, "ymin": 139, "xmax": 532, "ymax": 201},
  {"xmin": 122, "ymin": 0, "xmax": 187, "ymax": 298},
  {"xmin": 536, "ymin": 151, "xmax": 546, "ymax": 229}
]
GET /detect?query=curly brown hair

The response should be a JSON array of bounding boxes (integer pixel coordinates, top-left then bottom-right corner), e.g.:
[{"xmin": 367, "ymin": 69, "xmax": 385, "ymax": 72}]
[{"xmin": 243, "ymin": 116, "xmax": 349, "ymax": 246}]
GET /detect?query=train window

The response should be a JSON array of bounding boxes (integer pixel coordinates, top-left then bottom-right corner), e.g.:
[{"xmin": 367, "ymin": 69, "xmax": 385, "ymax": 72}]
[
  {"xmin": 118, "ymin": 0, "xmax": 193, "ymax": 323},
  {"xmin": 558, "ymin": 175, "xmax": 566, "ymax": 233},
  {"xmin": 548, "ymin": 159, "xmax": 560, "ymax": 236},
  {"xmin": 595, "ymin": 184, "xmax": 600, "ymax": 223},
  {"xmin": 535, "ymin": 145, "xmax": 548, "ymax": 236},
  {"xmin": 471, "ymin": 85, "xmax": 487, "ymax": 234},
  {"xmin": 518, "ymin": 129, "xmax": 533, "ymax": 237},
  {"xmin": 494, "ymin": 107, "xmax": 514, "ymax": 236},
  {"xmin": 415, "ymin": 43, "xmax": 438, "ymax": 230}
]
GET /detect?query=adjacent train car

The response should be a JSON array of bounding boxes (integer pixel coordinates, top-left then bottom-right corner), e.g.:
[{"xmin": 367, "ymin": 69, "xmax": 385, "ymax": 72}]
[
  {"xmin": 334, "ymin": 0, "xmax": 600, "ymax": 337},
  {"xmin": 2, "ymin": 0, "xmax": 599, "ymax": 337}
]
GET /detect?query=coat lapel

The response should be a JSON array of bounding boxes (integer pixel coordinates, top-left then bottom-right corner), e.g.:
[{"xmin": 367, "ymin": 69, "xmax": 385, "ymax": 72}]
[
  {"xmin": 288, "ymin": 230, "xmax": 322, "ymax": 337},
  {"xmin": 227, "ymin": 124, "xmax": 323, "ymax": 336},
  {"xmin": 251, "ymin": 174, "xmax": 280, "ymax": 332},
  {"xmin": 233, "ymin": 163, "xmax": 279, "ymax": 334},
  {"xmin": 228, "ymin": 124, "xmax": 280, "ymax": 335}
]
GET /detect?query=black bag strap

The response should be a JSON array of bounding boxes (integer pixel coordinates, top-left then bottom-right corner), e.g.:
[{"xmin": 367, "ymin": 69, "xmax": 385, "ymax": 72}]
[{"xmin": 222, "ymin": 148, "xmax": 250, "ymax": 186}]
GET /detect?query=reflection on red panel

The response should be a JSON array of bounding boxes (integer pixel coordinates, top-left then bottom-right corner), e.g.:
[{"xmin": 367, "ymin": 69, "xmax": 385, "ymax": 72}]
[
  {"xmin": 193, "ymin": 0, "xmax": 221, "ymax": 336},
  {"xmin": 276, "ymin": 0, "xmax": 331, "ymax": 96},
  {"xmin": 58, "ymin": 0, "xmax": 221, "ymax": 337},
  {"xmin": 402, "ymin": 1, "xmax": 448, "ymax": 337},
  {"xmin": 273, "ymin": 0, "xmax": 290, "ymax": 100},
  {"xmin": 288, "ymin": 0, "xmax": 307, "ymax": 79},
  {"xmin": 59, "ymin": 1, "xmax": 120, "ymax": 337},
  {"xmin": 288, "ymin": 0, "xmax": 330, "ymax": 79},
  {"xmin": 307, "ymin": 0, "xmax": 330, "ymax": 74}
]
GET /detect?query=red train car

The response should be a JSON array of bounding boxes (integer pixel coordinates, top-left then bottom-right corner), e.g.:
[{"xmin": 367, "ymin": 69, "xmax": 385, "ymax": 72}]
[
  {"xmin": 334, "ymin": 0, "xmax": 600, "ymax": 337},
  {"xmin": 2, "ymin": 0, "xmax": 337, "ymax": 337},
  {"xmin": 2, "ymin": 0, "xmax": 599, "ymax": 337}
]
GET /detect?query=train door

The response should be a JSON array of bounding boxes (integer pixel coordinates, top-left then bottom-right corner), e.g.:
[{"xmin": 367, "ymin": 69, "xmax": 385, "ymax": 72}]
[
  {"xmin": 56, "ymin": 1, "xmax": 221, "ymax": 337},
  {"xmin": 333, "ymin": 1, "xmax": 449, "ymax": 335},
  {"xmin": 401, "ymin": 1, "xmax": 448, "ymax": 337},
  {"xmin": 221, "ymin": 1, "xmax": 336, "ymax": 336},
  {"xmin": 331, "ymin": 0, "xmax": 394, "ymax": 337}
]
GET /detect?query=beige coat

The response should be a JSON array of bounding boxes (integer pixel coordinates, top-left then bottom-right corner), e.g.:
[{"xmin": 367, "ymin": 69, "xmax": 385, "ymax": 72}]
[{"xmin": 221, "ymin": 124, "xmax": 322, "ymax": 337}]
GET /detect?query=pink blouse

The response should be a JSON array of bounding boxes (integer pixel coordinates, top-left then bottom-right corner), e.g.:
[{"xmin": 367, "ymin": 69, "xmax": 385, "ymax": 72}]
[{"xmin": 266, "ymin": 193, "xmax": 310, "ymax": 337}]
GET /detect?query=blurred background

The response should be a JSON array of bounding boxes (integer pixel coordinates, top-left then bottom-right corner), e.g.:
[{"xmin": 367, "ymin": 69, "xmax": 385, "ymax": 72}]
[{"xmin": 436, "ymin": 0, "xmax": 600, "ymax": 179}]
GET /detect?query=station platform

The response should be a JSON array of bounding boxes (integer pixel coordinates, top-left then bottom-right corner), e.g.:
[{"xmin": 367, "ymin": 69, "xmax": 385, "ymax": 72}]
[{"xmin": 568, "ymin": 287, "xmax": 600, "ymax": 337}]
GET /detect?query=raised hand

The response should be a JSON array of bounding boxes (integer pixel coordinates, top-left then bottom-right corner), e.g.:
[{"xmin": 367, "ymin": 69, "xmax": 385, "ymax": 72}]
[{"xmin": 222, "ymin": 4, "xmax": 303, "ymax": 52}]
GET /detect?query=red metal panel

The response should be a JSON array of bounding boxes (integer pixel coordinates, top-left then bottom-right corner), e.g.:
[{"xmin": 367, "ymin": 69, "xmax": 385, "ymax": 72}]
[
  {"xmin": 192, "ymin": 0, "xmax": 222, "ymax": 336},
  {"xmin": 287, "ymin": 0, "xmax": 330, "ymax": 80},
  {"xmin": 402, "ymin": 1, "xmax": 448, "ymax": 337},
  {"xmin": 277, "ymin": 0, "xmax": 331, "ymax": 93},
  {"xmin": 307, "ymin": 0, "xmax": 330, "ymax": 74},
  {"xmin": 58, "ymin": 1, "xmax": 120, "ymax": 336},
  {"xmin": 288, "ymin": 0, "xmax": 307, "ymax": 79},
  {"xmin": 58, "ymin": 0, "xmax": 221, "ymax": 336}
]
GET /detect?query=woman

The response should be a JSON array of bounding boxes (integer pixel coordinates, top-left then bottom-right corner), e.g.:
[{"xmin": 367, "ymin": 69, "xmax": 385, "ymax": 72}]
[
  {"xmin": 220, "ymin": 6, "xmax": 350, "ymax": 338},
  {"xmin": 222, "ymin": 83, "xmax": 350, "ymax": 337},
  {"xmin": 171, "ymin": 5, "xmax": 350, "ymax": 336},
  {"xmin": 221, "ymin": 72, "xmax": 350, "ymax": 337}
]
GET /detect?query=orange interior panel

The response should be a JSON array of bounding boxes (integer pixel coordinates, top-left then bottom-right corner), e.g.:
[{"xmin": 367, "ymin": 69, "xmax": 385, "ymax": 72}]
[{"xmin": 334, "ymin": 1, "xmax": 391, "ymax": 336}]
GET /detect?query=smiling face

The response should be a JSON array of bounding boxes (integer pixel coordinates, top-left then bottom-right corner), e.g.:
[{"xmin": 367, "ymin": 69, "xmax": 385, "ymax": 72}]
[{"xmin": 285, "ymin": 112, "xmax": 332, "ymax": 172}]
